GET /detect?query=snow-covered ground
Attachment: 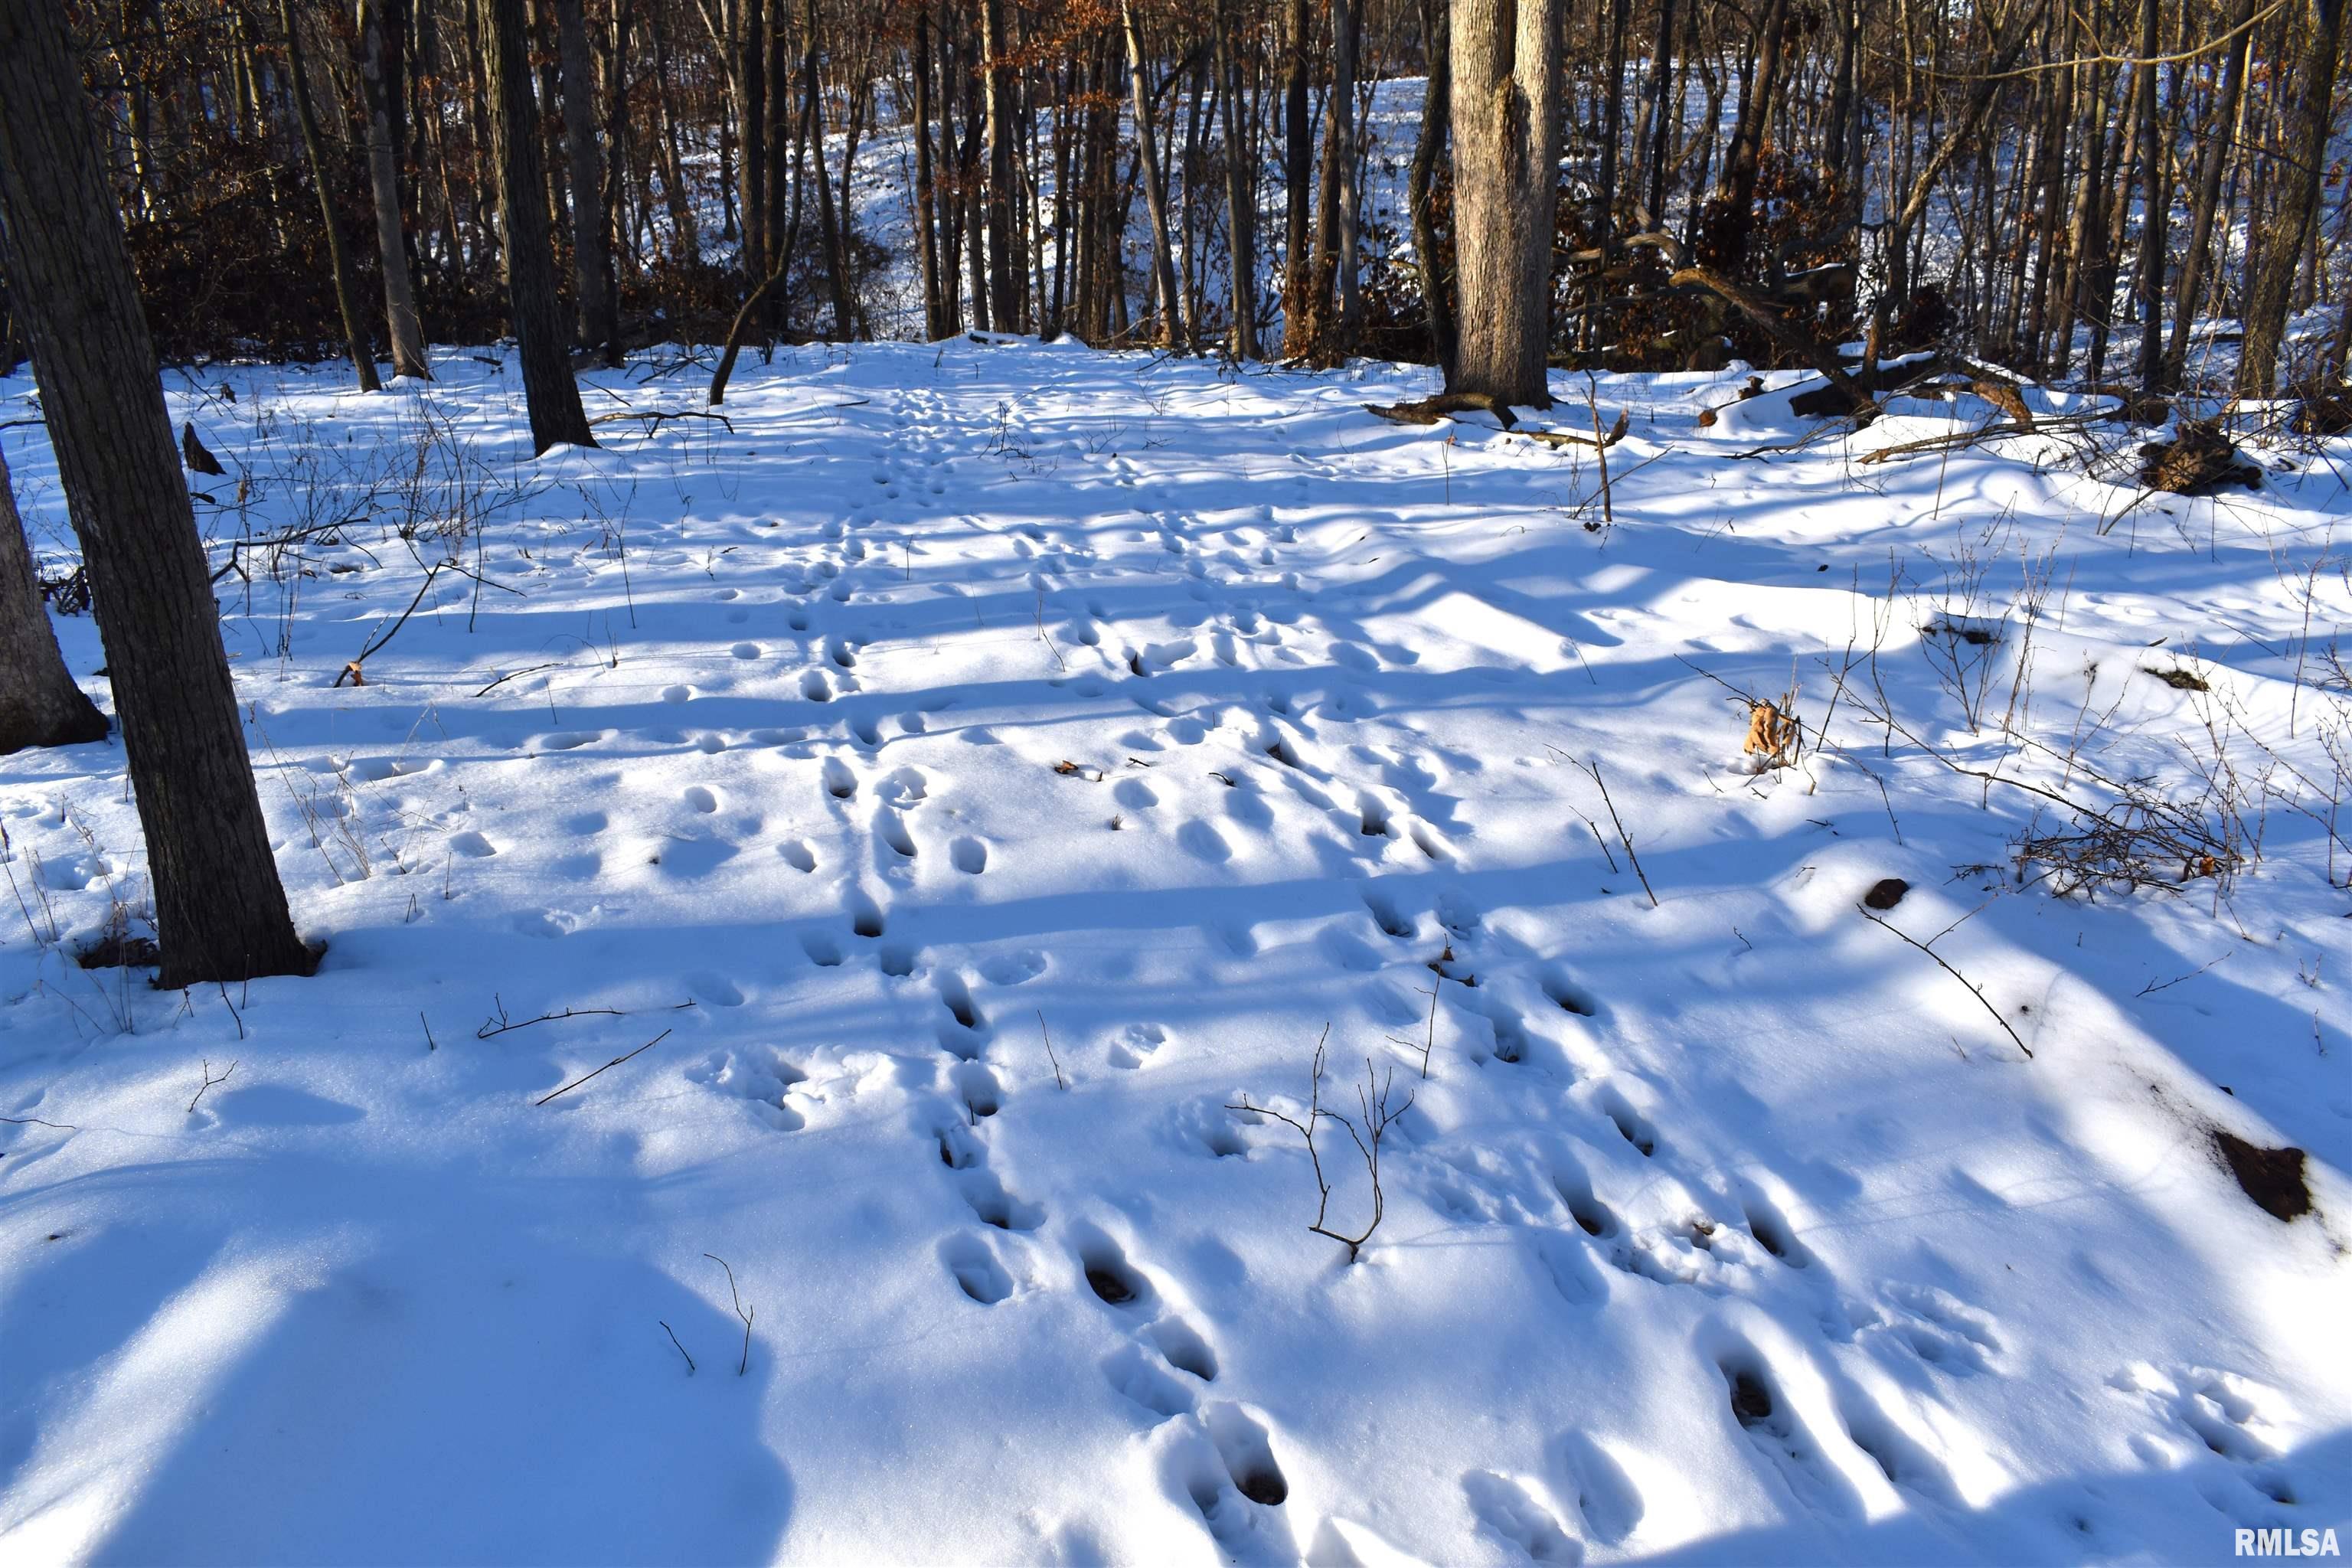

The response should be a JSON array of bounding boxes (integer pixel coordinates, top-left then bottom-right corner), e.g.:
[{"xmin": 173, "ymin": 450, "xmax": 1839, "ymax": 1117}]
[{"xmin": 2, "ymin": 341, "xmax": 2350, "ymax": 1565}]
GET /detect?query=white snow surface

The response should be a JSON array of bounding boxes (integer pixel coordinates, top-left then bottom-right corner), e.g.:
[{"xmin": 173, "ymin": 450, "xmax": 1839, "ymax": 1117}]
[{"xmin": 2, "ymin": 341, "xmax": 2350, "ymax": 1566}]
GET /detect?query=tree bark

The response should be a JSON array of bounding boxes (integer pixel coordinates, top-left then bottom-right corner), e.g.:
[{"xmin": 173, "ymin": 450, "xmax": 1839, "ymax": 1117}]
[
  {"xmin": 281, "ymin": 0, "xmax": 381, "ymax": 393},
  {"xmin": 2133, "ymin": 0, "xmax": 2166, "ymax": 400},
  {"xmin": 553, "ymin": 0, "xmax": 619, "ymax": 363},
  {"xmin": 2163, "ymin": 0, "xmax": 2256, "ymax": 388},
  {"xmin": 1407, "ymin": 0, "xmax": 1454, "ymax": 375},
  {"xmin": 1447, "ymin": 0, "xmax": 1563, "ymax": 406},
  {"xmin": 482, "ymin": 0, "xmax": 596, "ymax": 451},
  {"xmin": 1280, "ymin": 0, "xmax": 1314, "ymax": 352},
  {"xmin": 0, "ymin": 448, "xmax": 108, "ymax": 753},
  {"xmin": 803, "ymin": 0, "xmax": 854, "ymax": 338},
  {"xmin": 1122, "ymin": 1, "xmax": 1187, "ymax": 349},
  {"xmin": 913, "ymin": 5, "xmax": 945, "ymax": 338},
  {"xmin": 738, "ymin": 0, "xmax": 767, "ymax": 280},
  {"xmin": 358, "ymin": 0, "xmax": 431, "ymax": 378},
  {"xmin": 0, "ymin": 0, "xmax": 312, "ymax": 984},
  {"xmin": 2239, "ymin": 0, "xmax": 2345, "ymax": 397},
  {"xmin": 1215, "ymin": 0, "xmax": 1257, "ymax": 358},
  {"xmin": 982, "ymin": 0, "xmax": 1020, "ymax": 332},
  {"xmin": 1708, "ymin": 0, "xmax": 1788, "ymax": 276}
]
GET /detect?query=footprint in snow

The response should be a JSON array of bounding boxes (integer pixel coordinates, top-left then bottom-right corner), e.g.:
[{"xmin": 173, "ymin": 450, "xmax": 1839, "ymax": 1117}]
[
  {"xmin": 941, "ymin": 1235, "xmax": 1014, "ymax": 1305},
  {"xmin": 1462, "ymin": 1471, "xmax": 1579, "ymax": 1563}
]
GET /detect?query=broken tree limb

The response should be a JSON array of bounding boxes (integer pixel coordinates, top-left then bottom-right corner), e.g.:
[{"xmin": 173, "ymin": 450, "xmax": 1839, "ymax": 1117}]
[
  {"xmin": 1365, "ymin": 394, "xmax": 1629, "ymax": 454},
  {"xmin": 1364, "ymin": 391, "xmax": 1520, "ymax": 429},
  {"xmin": 1669, "ymin": 264, "xmax": 1876, "ymax": 417}
]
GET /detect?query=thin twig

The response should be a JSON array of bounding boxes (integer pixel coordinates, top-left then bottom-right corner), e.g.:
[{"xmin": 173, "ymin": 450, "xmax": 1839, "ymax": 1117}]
[
  {"xmin": 659, "ymin": 1320, "xmax": 696, "ymax": 1374},
  {"xmin": 1858, "ymin": 907, "xmax": 2032, "ymax": 1058},
  {"xmin": 472, "ymin": 662, "xmax": 564, "ymax": 698},
  {"xmin": 1557, "ymin": 752, "xmax": 1657, "ymax": 907},
  {"xmin": 534, "ymin": 1029, "xmax": 671, "ymax": 1105},
  {"xmin": 1037, "ymin": 1010, "xmax": 1067, "ymax": 1090},
  {"xmin": 188, "ymin": 1058, "xmax": 237, "ymax": 1114},
  {"xmin": 704, "ymin": 1254, "xmax": 754, "ymax": 1376}
]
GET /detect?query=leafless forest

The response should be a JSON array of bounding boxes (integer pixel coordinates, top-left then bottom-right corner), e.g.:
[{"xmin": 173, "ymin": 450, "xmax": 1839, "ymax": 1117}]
[{"xmin": 9, "ymin": 0, "xmax": 2347, "ymax": 408}]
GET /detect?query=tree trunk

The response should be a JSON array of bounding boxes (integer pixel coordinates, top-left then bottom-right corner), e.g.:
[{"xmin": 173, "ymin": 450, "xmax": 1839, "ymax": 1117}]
[
  {"xmin": 1280, "ymin": 0, "xmax": 1314, "ymax": 352},
  {"xmin": 1215, "ymin": 0, "xmax": 1257, "ymax": 358},
  {"xmin": 483, "ymin": 0, "xmax": 596, "ymax": 451},
  {"xmin": 1709, "ymin": 0, "xmax": 1788, "ymax": 276},
  {"xmin": 739, "ymin": 0, "xmax": 767, "ymax": 280},
  {"xmin": 553, "ymin": 0, "xmax": 618, "ymax": 363},
  {"xmin": 1122, "ymin": 1, "xmax": 1187, "ymax": 349},
  {"xmin": 913, "ymin": 5, "xmax": 945, "ymax": 338},
  {"xmin": 2239, "ymin": 0, "xmax": 2345, "ymax": 397},
  {"xmin": 1407, "ymin": 0, "xmax": 1453, "ymax": 374},
  {"xmin": 2163, "ymin": 0, "xmax": 2256, "ymax": 388},
  {"xmin": 1447, "ymin": 0, "xmax": 1563, "ymax": 406},
  {"xmin": 982, "ymin": 0, "xmax": 1020, "ymax": 332},
  {"xmin": 281, "ymin": 0, "xmax": 381, "ymax": 393},
  {"xmin": 2133, "ymin": 0, "xmax": 2166, "ymax": 400},
  {"xmin": 0, "ymin": 449, "xmax": 108, "ymax": 753},
  {"xmin": 804, "ymin": 0, "xmax": 854, "ymax": 339},
  {"xmin": 1333, "ymin": 0, "xmax": 1363, "ymax": 344},
  {"xmin": 358, "ymin": 0, "xmax": 431, "ymax": 378},
  {"xmin": 0, "ymin": 0, "xmax": 312, "ymax": 984}
]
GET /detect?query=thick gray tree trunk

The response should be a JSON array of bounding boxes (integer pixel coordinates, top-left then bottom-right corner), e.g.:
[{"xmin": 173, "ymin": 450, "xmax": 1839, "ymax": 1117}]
[
  {"xmin": 1448, "ymin": 0, "xmax": 1563, "ymax": 406},
  {"xmin": 358, "ymin": 0, "xmax": 430, "ymax": 379},
  {"xmin": 0, "ymin": 0, "xmax": 312, "ymax": 984},
  {"xmin": 0, "ymin": 448, "xmax": 108, "ymax": 753},
  {"xmin": 482, "ymin": 0, "xmax": 596, "ymax": 452}
]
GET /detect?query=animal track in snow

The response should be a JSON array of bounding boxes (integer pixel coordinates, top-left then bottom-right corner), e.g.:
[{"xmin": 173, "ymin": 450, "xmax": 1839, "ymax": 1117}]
[
  {"xmin": 1104, "ymin": 1344, "xmax": 1200, "ymax": 1420},
  {"xmin": 1203, "ymin": 1403, "xmax": 1288, "ymax": 1507},
  {"xmin": 1108, "ymin": 1022, "xmax": 1166, "ymax": 1070},
  {"xmin": 1715, "ymin": 1343, "xmax": 1862, "ymax": 1520},
  {"xmin": 959, "ymin": 1169, "xmax": 1043, "ymax": 1230},
  {"xmin": 1075, "ymin": 1227, "xmax": 1151, "ymax": 1308},
  {"xmin": 1592, "ymin": 1085, "xmax": 1658, "ymax": 1158},
  {"xmin": 1462, "ymin": 1472, "xmax": 1579, "ymax": 1563},
  {"xmin": 954, "ymin": 1062, "xmax": 1002, "ymax": 1119},
  {"xmin": 941, "ymin": 1235, "xmax": 1014, "ymax": 1304}
]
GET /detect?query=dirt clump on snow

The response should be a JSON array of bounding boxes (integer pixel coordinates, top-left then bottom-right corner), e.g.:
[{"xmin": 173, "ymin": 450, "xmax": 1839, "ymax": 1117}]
[
  {"xmin": 1862, "ymin": 877, "xmax": 1910, "ymax": 910},
  {"xmin": 2213, "ymin": 1130, "xmax": 2311, "ymax": 1222},
  {"xmin": 2139, "ymin": 421, "xmax": 2260, "ymax": 495}
]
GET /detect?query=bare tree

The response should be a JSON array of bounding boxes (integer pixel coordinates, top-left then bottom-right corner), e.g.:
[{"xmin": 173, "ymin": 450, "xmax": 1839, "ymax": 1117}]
[
  {"xmin": 0, "ymin": 0, "xmax": 312, "ymax": 984},
  {"xmin": 0, "ymin": 447, "xmax": 108, "ymax": 753},
  {"xmin": 2239, "ymin": 0, "xmax": 2346, "ymax": 395},
  {"xmin": 280, "ymin": 0, "xmax": 381, "ymax": 393},
  {"xmin": 1122, "ymin": 0, "xmax": 1189, "ymax": 348},
  {"xmin": 356, "ymin": 0, "xmax": 431, "ymax": 379},
  {"xmin": 1449, "ymin": 0, "xmax": 1564, "ymax": 405},
  {"xmin": 553, "ymin": 0, "xmax": 619, "ymax": 364},
  {"xmin": 482, "ymin": 0, "xmax": 596, "ymax": 452}
]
